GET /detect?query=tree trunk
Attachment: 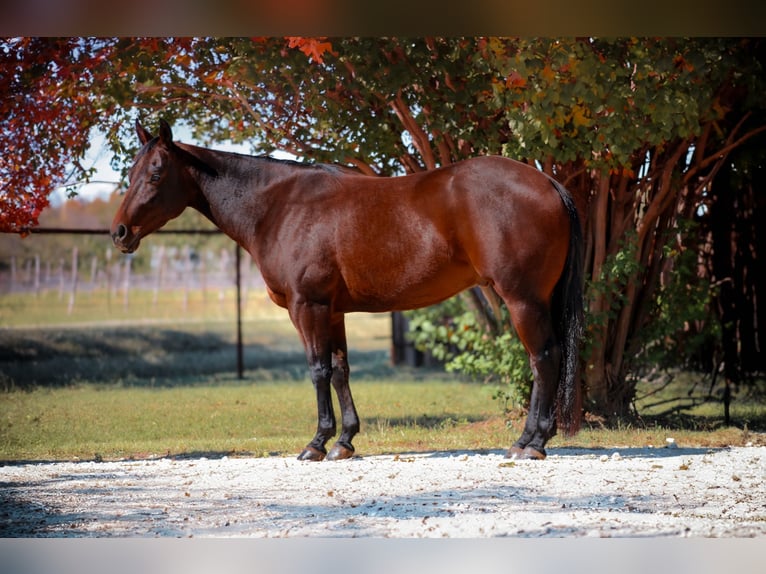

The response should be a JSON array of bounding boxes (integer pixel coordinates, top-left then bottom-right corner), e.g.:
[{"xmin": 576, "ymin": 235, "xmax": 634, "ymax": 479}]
[{"xmin": 707, "ymin": 142, "xmax": 766, "ymax": 383}]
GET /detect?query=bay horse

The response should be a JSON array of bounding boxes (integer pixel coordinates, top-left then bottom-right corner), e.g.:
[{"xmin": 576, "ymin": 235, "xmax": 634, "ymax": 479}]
[{"xmin": 111, "ymin": 119, "xmax": 584, "ymax": 461}]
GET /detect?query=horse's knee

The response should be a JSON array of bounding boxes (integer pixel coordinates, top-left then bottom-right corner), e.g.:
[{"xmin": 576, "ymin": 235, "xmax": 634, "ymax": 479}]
[
  {"xmin": 309, "ymin": 361, "xmax": 333, "ymax": 387},
  {"xmin": 331, "ymin": 350, "xmax": 349, "ymax": 381}
]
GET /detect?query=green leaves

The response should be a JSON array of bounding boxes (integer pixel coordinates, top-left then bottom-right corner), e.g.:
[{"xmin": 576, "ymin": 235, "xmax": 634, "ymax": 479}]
[
  {"xmin": 406, "ymin": 297, "xmax": 533, "ymax": 412},
  {"xmin": 5, "ymin": 35, "xmax": 765, "ymax": 419}
]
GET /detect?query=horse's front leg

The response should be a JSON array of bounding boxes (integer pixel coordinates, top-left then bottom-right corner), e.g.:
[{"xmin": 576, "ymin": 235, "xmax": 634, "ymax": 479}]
[
  {"xmin": 297, "ymin": 353, "xmax": 337, "ymax": 461},
  {"xmin": 290, "ymin": 301, "xmax": 336, "ymax": 461}
]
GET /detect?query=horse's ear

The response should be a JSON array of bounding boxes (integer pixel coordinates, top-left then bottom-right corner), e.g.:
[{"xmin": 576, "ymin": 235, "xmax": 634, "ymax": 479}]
[
  {"xmin": 136, "ymin": 119, "xmax": 154, "ymax": 145},
  {"xmin": 159, "ymin": 119, "xmax": 174, "ymax": 147}
]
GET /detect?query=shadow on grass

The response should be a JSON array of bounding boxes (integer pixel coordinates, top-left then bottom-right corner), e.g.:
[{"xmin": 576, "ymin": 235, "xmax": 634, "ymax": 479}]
[
  {"xmin": 0, "ymin": 326, "xmax": 397, "ymax": 390},
  {"xmin": 363, "ymin": 413, "xmax": 490, "ymax": 431},
  {"xmin": 637, "ymin": 411, "xmax": 766, "ymax": 433}
]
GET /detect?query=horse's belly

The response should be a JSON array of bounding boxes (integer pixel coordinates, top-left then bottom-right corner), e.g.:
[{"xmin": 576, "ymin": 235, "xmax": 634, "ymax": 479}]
[{"xmin": 339, "ymin": 262, "xmax": 478, "ymax": 313}]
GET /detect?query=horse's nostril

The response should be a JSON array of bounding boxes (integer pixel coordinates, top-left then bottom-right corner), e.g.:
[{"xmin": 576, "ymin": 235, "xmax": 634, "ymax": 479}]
[{"xmin": 115, "ymin": 224, "xmax": 128, "ymax": 239}]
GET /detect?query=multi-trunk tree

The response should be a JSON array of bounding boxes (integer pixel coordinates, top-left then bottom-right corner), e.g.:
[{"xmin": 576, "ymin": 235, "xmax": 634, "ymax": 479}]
[{"xmin": 3, "ymin": 37, "xmax": 764, "ymax": 419}]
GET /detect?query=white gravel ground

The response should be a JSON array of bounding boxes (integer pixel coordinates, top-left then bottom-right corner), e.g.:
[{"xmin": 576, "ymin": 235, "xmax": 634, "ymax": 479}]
[{"xmin": 1, "ymin": 445, "xmax": 764, "ymax": 538}]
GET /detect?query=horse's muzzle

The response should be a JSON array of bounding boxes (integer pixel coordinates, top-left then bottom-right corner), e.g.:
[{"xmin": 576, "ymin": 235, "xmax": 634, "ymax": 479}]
[{"xmin": 111, "ymin": 223, "xmax": 140, "ymax": 254}]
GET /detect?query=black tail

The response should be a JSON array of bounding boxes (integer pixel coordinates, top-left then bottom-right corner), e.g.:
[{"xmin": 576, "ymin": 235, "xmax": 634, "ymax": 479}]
[{"xmin": 550, "ymin": 179, "xmax": 585, "ymax": 436}]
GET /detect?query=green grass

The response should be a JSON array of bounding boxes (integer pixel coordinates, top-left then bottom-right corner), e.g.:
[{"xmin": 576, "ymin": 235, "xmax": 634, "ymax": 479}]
[
  {"xmin": 549, "ymin": 372, "xmax": 766, "ymax": 451},
  {"xmin": 2, "ymin": 373, "xmax": 762, "ymax": 462},
  {"xmin": 0, "ymin": 287, "xmax": 391, "ymax": 389},
  {"xmin": 1, "ymin": 287, "xmax": 764, "ymax": 462},
  {"xmin": 0, "ymin": 286, "xmax": 294, "ymax": 328},
  {"xmin": 0, "ymin": 379, "xmax": 507, "ymax": 461},
  {"xmin": 1, "ymin": 287, "xmax": 511, "ymax": 461}
]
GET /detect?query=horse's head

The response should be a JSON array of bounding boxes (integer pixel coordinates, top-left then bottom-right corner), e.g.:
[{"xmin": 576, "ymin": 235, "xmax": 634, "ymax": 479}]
[{"xmin": 111, "ymin": 119, "xmax": 195, "ymax": 254}]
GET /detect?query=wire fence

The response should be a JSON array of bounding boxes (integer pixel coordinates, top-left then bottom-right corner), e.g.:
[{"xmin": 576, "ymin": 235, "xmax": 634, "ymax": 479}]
[
  {"xmin": 1, "ymin": 227, "xmax": 256, "ymax": 378},
  {"xmin": 1, "ymin": 228, "xmax": 417, "ymax": 384}
]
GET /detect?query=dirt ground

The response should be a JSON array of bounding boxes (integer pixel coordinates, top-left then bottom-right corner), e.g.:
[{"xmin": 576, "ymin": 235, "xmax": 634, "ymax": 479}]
[{"xmin": 1, "ymin": 445, "xmax": 764, "ymax": 538}]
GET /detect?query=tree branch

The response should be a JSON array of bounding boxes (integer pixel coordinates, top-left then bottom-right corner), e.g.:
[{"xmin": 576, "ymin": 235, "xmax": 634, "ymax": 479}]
[
  {"xmin": 343, "ymin": 157, "xmax": 378, "ymax": 176},
  {"xmin": 561, "ymin": 167, "xmax": 587, "ymax": 188},
  {"xmin": 638, "ymin": 139, "xmax": 690, "ymax": 245},
  {"xmin": 684, "ymin": 120, "xmax": 766, "ymax": 183},
  {"xmin": 590, "ymin": 172, "xmax": 611, "ymax": 284},
  {"xmin": 399, "ymin": 153, "xmax": 423, "ymax": 174},
  {"xmin": 390, "ymin": 90, "xmax": 436, "ymax": 170},
  {"xmin": 435, "ymin": 132, "xmax": 453, "ymax": 166}
]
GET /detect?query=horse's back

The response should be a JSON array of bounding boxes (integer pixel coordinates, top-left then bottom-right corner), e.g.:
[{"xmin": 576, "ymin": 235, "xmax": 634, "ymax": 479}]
[
  {"xmin": 256, "ymin": 155, "xmax": 569, "ymax": 313},
  {"xmin": 317, "ymin": 156, "xmax": 569, "ymax": 312}
]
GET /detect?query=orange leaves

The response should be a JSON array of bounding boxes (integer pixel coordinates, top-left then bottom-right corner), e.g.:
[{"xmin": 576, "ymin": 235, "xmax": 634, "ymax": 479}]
[
  {"xmin": 172, "ymin": 52, "xmax": 193, "ymax": 68},
  {"xmin": 609, "ymin": 165, "xmax": 636, "ymax": 178},
  {"xmin": 541, "ymin": 64, "xmax": 556, "ymax": 83},
  {"xmin": 203, "ymin": 70, "xmax": 222, "ymax": 85},
  {"xmin": 285, "ymin": 37, "xmax": 335, "ymax": 64},
  {"xmin": 505, "ymin": 70, "xmax": 526, "ymax": 89},
  {"xmin": 673, "ymin": 54, "xmax": 694, "ymax": 73},
  {"xmin": 0, "ymin": 37, "xmax": 104, "ymax": 233},
  {"xmin": 570, "ymin": 104, "xmax": 592, "ymax": 128}
]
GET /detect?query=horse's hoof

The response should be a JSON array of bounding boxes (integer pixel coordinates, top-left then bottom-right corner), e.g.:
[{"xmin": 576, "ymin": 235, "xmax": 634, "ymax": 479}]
[
  {"xmin": 297, "ymin": 446, "xmax": 326, "ymax": 461},
  {"xmin": 505, "ymin": 445, "xmax": 546, "ymax": 460},
  {"xmin": 326, "ymin": 443, "xmax": 354, "ymax": 461}
]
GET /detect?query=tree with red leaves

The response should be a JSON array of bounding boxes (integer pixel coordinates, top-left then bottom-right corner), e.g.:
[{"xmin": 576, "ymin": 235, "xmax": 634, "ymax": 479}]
[{"xmin": 1, "ymin": 38, "xmax": 106, "ymax": 232}]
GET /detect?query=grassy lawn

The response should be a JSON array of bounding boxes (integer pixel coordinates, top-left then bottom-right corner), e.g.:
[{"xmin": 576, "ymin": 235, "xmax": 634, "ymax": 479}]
[
  {"xmin": 2, "ymin": 287, "xmax": 512, "ymax": 461},
  {"xmin": 2, "ymin": 373, "xmax": 762, "ymax": 462},
  {"xmin": 0, "ymin": 285, "xmax": 297, "ymax": 328},
  {"xmin": 1, "ymin": 287, "xmax": 764, "ymax": 462},
  {"xmin": 0, "ymin": 379, "xmax": 509, "ymax": 461}
]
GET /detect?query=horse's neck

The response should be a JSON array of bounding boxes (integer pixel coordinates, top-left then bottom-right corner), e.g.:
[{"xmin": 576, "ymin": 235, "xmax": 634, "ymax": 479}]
[{"xmin": 188, "ymin": 150, "xmax": 275, "ymax": 249}]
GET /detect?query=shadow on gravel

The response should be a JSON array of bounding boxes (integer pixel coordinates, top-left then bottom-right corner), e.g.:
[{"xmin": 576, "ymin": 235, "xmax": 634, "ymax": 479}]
[
  {"xmin": 546, "ymin": 446, "xmax": 721, "ymax": 459},
  {"xmin": 0, "ymin": 464, "xmax": 679, "ymax": 538},
  {"xmin": 392, "ymin": 446, "xmax": 722, "ymax": 461},
  {"xmin": 3, "ymin": 446, "xmax": 762, "ymax": 538}
]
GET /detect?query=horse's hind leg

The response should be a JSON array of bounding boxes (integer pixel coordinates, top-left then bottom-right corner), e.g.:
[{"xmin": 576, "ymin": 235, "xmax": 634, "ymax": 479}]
[
  {"xmin": 504, "ymin": 297, "xmax": 562, "ymax": 460},
  {"xmin": 325, "ymin": 316, "xmax": 360, "ymax": 461}
]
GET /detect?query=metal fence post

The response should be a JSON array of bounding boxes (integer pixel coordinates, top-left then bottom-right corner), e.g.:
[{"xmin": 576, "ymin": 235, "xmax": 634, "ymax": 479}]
[{"xmin": 235, "ymin": 243, "xmax": 244, "ymax": 379}]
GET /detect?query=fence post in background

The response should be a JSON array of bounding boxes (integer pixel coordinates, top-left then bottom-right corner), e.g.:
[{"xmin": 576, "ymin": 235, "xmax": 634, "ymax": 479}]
[
  {"xmin": 89, "ymin": 255, "xmax": 98, "ymax": 287},
  {"xmin": 33, "ymin": 255, "xmax": 40, "ymax": 297},
  {"xmin": 122, "ymin": 256, "xmax": 132, "ymax": 310},
  {"xmin": 58, "ymin": 258, "xmax": 65, "ymax": 300},
  {"xmin": 153, "ymin": 245, "xmax": 165, "ymax": 307},
  {"xmin": 105, "ymin": 248, "xmax": 112, "ymax": 311},
  {"xmin": 67, "ymin": 246, "xmax": 79, "ymax": 315},
  {"xmin": 236, "ymin": 244, "xmax": 244, "ymax": 380},
  {"xmin": 10, "ymin": 256, "xmax": 16, "ymax": 292}
]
